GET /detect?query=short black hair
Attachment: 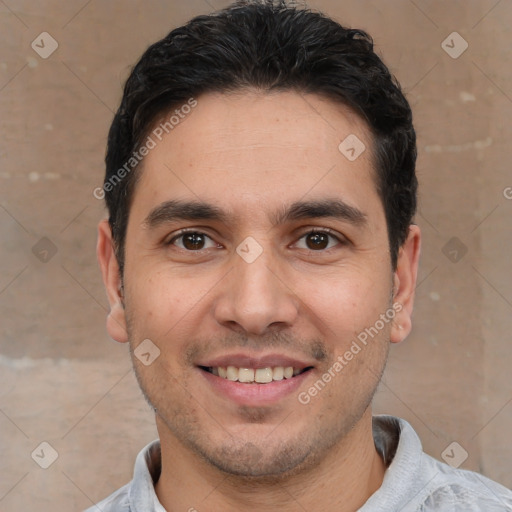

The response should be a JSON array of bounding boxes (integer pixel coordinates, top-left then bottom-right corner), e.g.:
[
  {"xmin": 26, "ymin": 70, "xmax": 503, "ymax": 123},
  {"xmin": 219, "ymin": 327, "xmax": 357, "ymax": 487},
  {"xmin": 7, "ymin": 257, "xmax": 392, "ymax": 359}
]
[{"xmin": 104, "ymin": 0, "xmax": 417, "ymax": 274}]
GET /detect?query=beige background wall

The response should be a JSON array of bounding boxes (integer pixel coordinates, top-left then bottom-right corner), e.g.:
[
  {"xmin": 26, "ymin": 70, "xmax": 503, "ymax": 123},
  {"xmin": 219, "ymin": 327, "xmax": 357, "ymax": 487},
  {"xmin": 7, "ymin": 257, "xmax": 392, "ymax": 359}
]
[{"xmin": 1, "ymin": 1, "xmax": 511, "ymax": 510}]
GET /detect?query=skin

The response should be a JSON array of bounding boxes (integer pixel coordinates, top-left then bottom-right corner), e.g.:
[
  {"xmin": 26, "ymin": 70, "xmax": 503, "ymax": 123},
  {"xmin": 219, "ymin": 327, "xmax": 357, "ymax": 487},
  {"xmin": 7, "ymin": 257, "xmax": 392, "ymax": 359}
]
[{"xmin": 97, "ymin": 90, "xmax": 421, "ymax": 512}]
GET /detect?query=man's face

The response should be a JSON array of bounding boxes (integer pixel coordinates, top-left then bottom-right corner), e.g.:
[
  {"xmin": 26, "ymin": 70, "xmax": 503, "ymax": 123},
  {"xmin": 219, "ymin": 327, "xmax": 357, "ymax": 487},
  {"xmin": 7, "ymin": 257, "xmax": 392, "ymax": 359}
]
[{"xmin": 104, "ymin": 91, "xmax": 409, "ymax": 477}]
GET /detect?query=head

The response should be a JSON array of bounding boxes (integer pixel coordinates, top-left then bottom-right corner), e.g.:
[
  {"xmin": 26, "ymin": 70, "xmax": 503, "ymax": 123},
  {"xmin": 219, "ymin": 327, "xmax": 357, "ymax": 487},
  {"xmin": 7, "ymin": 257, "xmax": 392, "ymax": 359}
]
[{"xmin": 97, "ymin": 0, "xmax": 420, "ymax": 479}]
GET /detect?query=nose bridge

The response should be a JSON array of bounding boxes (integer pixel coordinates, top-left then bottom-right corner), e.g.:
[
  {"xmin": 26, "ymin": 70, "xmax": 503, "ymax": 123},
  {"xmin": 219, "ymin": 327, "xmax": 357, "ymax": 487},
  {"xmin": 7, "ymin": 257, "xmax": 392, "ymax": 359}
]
[
  {"xmin": 213, "ymin": 237, "xmax": 298, "ymax": 334},
  {"xmin": 236, "ymin": 244, "xmax": 278, "ymax": 298}
]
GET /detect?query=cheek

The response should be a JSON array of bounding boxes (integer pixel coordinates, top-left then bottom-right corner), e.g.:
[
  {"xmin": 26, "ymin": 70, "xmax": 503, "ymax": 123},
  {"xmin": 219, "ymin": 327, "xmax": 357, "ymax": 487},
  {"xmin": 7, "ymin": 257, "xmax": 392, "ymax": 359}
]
[
  {"xmin": 125, "ymin": 269, "xmax": 215, "ymax": 343},
  {"xmin": 132, "ymin": 269, "xmax": 187, "ymax": 312},
  {"xmin": 298, "ymin": 269, "xmax": 390, "ymax": 338},
  {"xmin": 124, "ymin": 272, "xmax": 175, "ymax": 339}
]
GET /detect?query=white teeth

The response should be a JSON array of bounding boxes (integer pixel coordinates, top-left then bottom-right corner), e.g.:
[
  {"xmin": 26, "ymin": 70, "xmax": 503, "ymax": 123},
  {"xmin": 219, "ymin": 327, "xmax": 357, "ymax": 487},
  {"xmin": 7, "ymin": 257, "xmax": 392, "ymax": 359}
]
[
  {"xmin": 255, "ymin": 367, "xmax": 273, "ymax": 383},
  {"xmin": 272, "ymin": 366, "xmax": 284, "ymax": 381},
  {"xmin": 226, "ymin": 366, "xmax": 238, "ymax": 381},
  {"xmin": 210, "ymin": 365, "xmax": 303, "ymax": 383},
  {"xmin": 238, "ymin": 368, "xmax": 255, "ymax": 383}
]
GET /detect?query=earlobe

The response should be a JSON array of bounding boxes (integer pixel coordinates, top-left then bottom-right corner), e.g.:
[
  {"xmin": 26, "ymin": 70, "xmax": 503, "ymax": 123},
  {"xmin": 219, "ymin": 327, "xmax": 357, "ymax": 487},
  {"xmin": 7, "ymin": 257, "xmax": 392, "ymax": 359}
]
[
  {"xmin": 390, "ymin": 224, "xmax": 421, "ymax": 344},
  {"xmin": 97, "ymin": 219, "xmax": 129, "ymax": 344},
  {"xmin": 106, "ymin": 303, "xmax": 129, "ymax": 344}
]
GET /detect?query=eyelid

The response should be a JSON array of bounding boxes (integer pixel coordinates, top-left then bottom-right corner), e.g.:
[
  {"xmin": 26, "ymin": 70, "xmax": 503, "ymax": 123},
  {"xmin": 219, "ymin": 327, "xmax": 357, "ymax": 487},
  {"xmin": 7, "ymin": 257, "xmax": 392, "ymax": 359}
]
[{"xmin": 297, "ymin": 227, "xmax": 343, "ymax": 238}]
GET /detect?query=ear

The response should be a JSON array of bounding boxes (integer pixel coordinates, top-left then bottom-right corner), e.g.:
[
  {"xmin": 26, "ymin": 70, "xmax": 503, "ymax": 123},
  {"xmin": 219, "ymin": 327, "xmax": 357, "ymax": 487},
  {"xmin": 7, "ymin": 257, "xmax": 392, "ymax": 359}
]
[
  {"xmin": 97, "ymin": 218, "xmax": 128, "ymax": 343},
  {"xmin": 390, "ymin": 224, "xmax": 421, "ymax": 343}
]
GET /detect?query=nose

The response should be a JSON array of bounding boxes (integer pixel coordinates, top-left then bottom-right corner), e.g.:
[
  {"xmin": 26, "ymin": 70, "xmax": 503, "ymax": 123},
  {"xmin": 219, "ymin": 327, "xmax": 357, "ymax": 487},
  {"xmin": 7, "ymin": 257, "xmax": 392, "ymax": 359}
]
[{"xmin": 213, "ymin": 244, "xmax": 299, "ymax": 335}]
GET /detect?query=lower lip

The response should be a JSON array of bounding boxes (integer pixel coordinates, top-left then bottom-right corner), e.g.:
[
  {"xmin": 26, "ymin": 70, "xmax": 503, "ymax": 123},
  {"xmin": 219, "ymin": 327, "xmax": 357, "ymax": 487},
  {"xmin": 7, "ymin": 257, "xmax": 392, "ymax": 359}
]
[{"xmin": 199, "ymin": 368, "xmax": 312, "ymax": 406}]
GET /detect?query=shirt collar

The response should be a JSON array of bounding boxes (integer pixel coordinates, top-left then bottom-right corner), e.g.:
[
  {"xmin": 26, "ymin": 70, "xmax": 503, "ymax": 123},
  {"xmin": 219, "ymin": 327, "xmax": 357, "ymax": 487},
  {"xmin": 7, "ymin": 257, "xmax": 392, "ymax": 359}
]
[
  {"xmin": 129, "ymin": 439, "xmax": 166, "ymax": 512},
  {"xmin": 361, "ymin": 415, "xmax": 425, "ymax": 511}
]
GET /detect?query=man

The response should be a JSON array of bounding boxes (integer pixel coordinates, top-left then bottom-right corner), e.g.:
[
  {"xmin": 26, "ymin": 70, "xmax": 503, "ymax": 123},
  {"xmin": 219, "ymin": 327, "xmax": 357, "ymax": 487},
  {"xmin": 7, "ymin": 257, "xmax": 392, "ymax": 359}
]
[{"xmin": 90, "ymin": 1, "xmax": 512, "ymax": 510}]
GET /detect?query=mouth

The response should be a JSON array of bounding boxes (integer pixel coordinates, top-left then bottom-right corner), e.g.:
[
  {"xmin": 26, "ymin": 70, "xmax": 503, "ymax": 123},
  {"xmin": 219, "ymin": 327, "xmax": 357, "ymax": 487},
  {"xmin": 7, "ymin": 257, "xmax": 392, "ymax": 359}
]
[
  {"xmin": 199, "ymin": 365, "xmax": 313, "ymax": 383},
  {"xmin": 196, "ymin": 355, "xmax": 315, "ymax": 406}
]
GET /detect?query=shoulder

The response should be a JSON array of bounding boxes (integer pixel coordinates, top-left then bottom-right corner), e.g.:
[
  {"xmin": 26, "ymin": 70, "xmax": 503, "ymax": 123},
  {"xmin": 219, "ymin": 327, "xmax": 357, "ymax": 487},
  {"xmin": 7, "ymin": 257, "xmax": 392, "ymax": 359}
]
[
  {"xmin": 367, "ymin": 415, "xmax": 512, "ymax": 512},
  {"xmin": 395, "ymin": 417, "xmax": 512, "ymax": 511},
  {"xmin": 412, "ymin": 453, "xmax": 512, "ymax": 511}
]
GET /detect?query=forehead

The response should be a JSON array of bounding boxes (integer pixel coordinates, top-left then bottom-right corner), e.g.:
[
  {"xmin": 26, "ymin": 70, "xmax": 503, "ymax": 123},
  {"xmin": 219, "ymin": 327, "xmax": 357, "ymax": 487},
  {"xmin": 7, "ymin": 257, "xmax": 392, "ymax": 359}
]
[{"xmin": 131, "ymin": 90, "xmax": 383, "ymax": 227}]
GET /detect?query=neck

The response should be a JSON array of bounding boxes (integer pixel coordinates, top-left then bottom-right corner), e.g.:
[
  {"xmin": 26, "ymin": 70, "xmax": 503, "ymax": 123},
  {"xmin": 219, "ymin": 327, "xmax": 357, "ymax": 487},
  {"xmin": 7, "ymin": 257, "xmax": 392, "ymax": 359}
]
[{"xmin": 155, "ymin": 408, "xmax": 386, "ymax": 512}]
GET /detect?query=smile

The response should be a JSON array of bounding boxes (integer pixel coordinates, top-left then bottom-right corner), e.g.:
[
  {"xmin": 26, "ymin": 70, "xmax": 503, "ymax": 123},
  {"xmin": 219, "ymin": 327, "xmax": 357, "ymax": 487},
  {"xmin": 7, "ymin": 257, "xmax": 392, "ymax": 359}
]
[{"xmin": 200, "ymin": 366, "xmax": 312, "ymax": 383}]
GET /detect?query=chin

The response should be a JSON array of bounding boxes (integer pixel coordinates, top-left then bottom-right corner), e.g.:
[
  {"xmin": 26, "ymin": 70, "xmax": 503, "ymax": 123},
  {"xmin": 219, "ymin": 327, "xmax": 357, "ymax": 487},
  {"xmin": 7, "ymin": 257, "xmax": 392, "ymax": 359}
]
[{"xmin": 202, "ymin": 443, "xmax": 312, "ymax": 479}]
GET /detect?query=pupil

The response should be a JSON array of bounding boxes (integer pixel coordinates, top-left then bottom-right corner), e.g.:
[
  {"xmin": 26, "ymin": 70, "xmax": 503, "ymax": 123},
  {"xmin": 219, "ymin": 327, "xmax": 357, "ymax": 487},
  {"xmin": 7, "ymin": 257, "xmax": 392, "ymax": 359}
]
[
  {"xmin": 184, "ymin": 233, "xmax": 204, "ymax": 250},
  {"xmin": 307, "ymin": 233, "xmax": 328, "ymax": 250}
]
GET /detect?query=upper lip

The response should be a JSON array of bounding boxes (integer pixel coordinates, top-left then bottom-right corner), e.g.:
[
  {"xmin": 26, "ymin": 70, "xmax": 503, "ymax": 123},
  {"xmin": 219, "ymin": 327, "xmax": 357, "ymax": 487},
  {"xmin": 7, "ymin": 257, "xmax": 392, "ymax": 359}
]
[{"xmin": 197, "ymin": 353, "xmax": 315, "ymax": 370}]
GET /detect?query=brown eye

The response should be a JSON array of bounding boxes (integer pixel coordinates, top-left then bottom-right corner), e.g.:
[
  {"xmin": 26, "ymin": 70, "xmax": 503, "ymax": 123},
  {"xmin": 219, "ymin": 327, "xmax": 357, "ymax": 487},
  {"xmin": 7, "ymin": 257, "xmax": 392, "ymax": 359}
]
[
  {"xmin": 295, "ymin": 229, "xmax": 342, "ymax": 251},
  {"xmin": 169, "ymin": 231, "xmax": 217, "ymax": 251},
  {"xmin": 182, "ymin": 233, "xmax": 206, "ymax": 250},
  {"xmin": 305, "ymin": 232, "xmax": 330, "ymax": 250}
]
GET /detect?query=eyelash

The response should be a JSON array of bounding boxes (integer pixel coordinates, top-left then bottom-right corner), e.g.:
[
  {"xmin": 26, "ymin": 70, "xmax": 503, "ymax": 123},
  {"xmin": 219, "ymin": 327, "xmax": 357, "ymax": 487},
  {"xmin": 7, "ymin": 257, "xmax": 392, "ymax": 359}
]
[{"xmin": 166, "ymin": 228, "xmax": 345, "ymax": 252}]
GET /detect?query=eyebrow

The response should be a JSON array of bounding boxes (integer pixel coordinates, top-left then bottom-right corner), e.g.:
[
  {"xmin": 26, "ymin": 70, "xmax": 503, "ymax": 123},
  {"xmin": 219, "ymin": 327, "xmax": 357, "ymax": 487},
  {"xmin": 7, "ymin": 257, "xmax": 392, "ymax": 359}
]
[{"xmin": 143, "ymin": 198, "xmax": 367, "ymax": 229}]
